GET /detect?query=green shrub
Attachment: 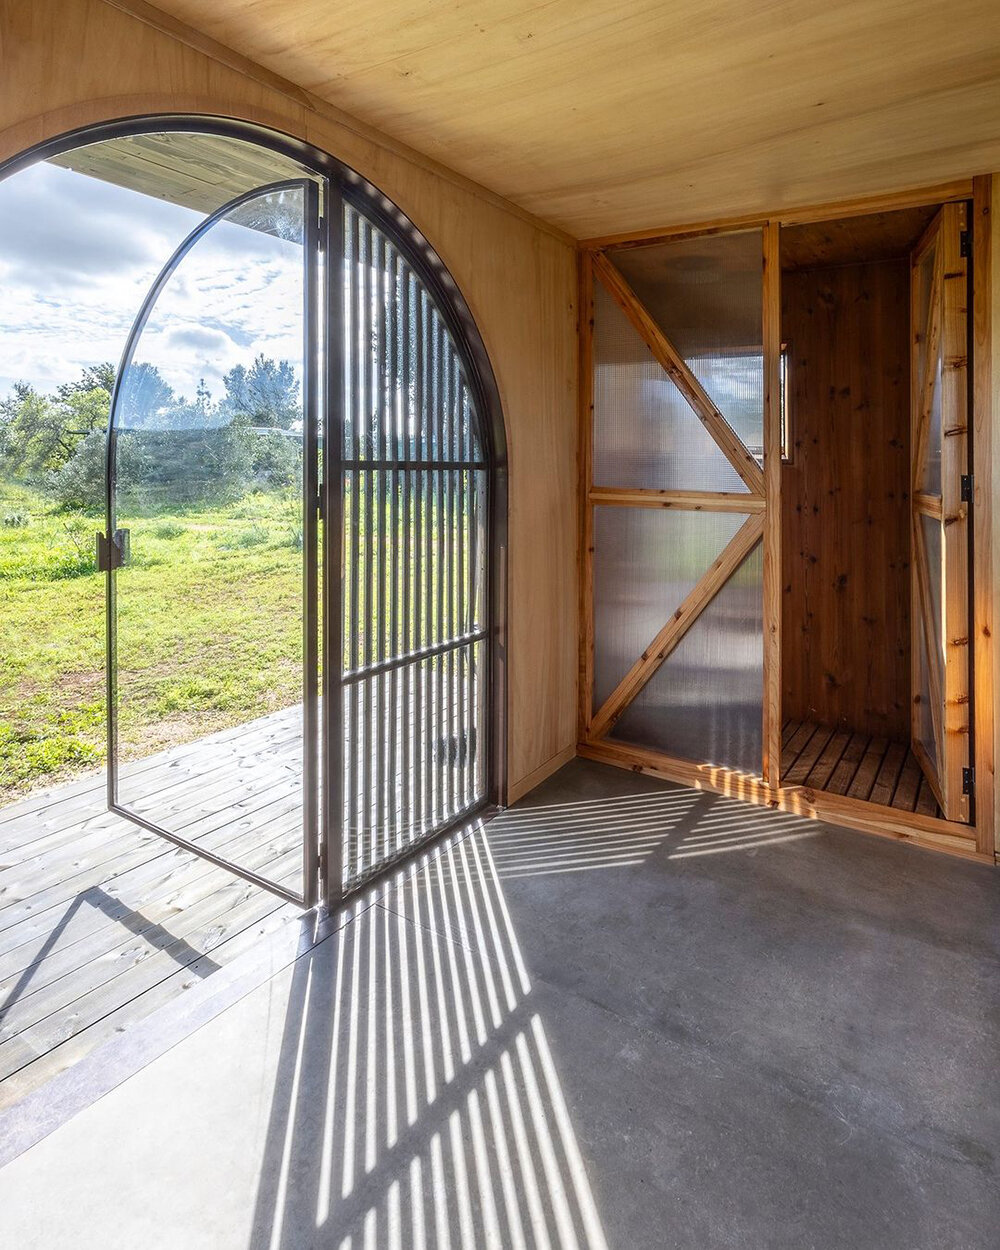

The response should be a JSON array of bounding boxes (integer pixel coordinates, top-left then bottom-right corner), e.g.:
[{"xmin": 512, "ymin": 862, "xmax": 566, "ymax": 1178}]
[
  {"xmin": 46, "ymin": 547, "xmax": 98, "ymax": 579},
  {"xmin": 221, "ymin": 525, "xmax": 269, "ymax": 550},
  {"xmin": 153, "ymin": 521, "xmax": 185, "ymax": 539},
  {"xmin": 0, "ymin": 722, "xmax": 102, "ymax": 785}
]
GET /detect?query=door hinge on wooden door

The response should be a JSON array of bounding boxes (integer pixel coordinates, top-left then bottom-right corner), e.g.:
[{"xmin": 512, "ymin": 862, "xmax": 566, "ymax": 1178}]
[
  {"xmin": 963, "ymin": 766, "xmax": 975, "ymax": 796},
  {"xmin": 960, "ymin": 230, "xmax": 971, "ymax": 258},
  {"xmin": 961, "ymin": 474, "xmax": 973, "ymax": 504}
]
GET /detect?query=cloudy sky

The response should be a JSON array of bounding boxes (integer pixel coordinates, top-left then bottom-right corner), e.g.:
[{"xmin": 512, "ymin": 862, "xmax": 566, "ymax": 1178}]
[{"xmin": 0, "ymin": 159, "xmax": 305, "ymax": 404}]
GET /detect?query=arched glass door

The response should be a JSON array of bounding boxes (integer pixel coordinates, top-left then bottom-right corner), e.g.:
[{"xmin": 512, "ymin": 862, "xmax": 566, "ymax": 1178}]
[
  {"xmin": 106, "ymin": 178, "xmax": 322, "ymax": 905},
  {"xmin": 83, "ymin": 121, "xmax": 504, "ymax": 911}
]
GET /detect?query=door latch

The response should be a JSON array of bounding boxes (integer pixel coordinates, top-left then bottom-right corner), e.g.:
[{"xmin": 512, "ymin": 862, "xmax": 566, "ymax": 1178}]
[{"xmin": 96, "ymin": 528, "xmax": 130, "ymax": 571}]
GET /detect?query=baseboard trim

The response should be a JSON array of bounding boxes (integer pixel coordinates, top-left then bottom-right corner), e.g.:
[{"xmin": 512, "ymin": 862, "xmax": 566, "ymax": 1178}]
[{"xmin": 507, "ymin": 743, "xmax": 577, "ymax": 805}]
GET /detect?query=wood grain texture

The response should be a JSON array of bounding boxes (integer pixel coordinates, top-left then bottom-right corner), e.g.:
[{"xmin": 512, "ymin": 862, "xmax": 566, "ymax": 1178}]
[
  {"xmin": 936, "ymin": 202, "xmax": 972, "ymax": 823},
  {"xmin": 762, "ymin": 221, "xmax": 782, "ymax": 786},
  {"xmin": 780, "ymin": 718, "xmax": 935, "ymax": 813},
  {"xmin": 781, "ymin": 258, "xmax": 911, "ymax": 738},
  {"xmin": 578, "ymin": 738, "xmax": 986, "ymax": 863},
  {"xmin": 0, "ymin": 0, "xmax": 580, "ymax": 802},
  {"xmin": 781, "ymin": 207, "xmax": 938, "ymax": 271},
  {"xmin": 0, "ymin": 711, "xmax": 308, "ymax": 1109},
  {"xmin": 578, "ymin": 250, "xmax": 595, "ymax": 738},
  {"xmin": 584, "ymin": 183, "xmax": 973, "ymax": 252},
  {"xmin": 972, "ymin": 176, "xmax": 996, "ymax": 855},
  {"xmin": 587, "ymin": 488, "xmax": 765, "ymax": 512},
  {"xmin": 101, "ymin": 0, "xmax": 1000, "ymax": 239},
  {"xmin": 908, "ymin": 204, "xmax": 971, "ymax": 823}
]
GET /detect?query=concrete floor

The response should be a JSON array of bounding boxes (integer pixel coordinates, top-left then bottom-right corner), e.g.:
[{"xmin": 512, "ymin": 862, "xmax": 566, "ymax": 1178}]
[{"xmin": 0, "ymin": 758, "xmax": 997, "ymax": 1249}]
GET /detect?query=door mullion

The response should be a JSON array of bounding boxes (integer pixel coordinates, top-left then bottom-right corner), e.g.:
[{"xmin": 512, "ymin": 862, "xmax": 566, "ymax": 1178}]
[
  {"xmin": 301, "ymin": 178, "xmax": 321, "ymax": 909},
  {"xmin": 322, "ymin": 177, "xmax": 346, "ymax": 908}
]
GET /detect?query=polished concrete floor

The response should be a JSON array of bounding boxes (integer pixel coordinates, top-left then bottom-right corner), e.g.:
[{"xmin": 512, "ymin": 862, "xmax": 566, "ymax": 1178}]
[{"xmin": 0, "ymin": 758, "xmax": 997, "ymax": 1249}]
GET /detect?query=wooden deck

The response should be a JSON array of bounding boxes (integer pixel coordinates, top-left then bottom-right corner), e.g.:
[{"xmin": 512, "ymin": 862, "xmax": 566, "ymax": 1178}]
[
  {"xmin": 0, "ymin": 707, "xmax": 306, "ymax": 1111},
  {"xmin": 781, "ymin": 720, "xmax": 942, "ymax": 817}
]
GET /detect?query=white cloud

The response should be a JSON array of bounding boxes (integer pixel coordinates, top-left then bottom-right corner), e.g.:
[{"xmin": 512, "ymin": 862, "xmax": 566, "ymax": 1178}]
[{"xmin": 0, "ymin": 157, "xmax": 305, "ymax": 402}]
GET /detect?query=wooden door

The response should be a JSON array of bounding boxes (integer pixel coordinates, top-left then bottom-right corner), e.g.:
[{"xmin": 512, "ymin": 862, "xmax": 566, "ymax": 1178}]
[{"xmin": 910, "ymin": 203, "xmax": 971, "ymax": 822}]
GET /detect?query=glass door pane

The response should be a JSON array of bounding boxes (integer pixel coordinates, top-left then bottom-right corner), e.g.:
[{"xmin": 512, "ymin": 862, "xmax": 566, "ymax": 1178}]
[{"xmin": 108, "ymin": 180, "xmax": 319, "ymax": 904}]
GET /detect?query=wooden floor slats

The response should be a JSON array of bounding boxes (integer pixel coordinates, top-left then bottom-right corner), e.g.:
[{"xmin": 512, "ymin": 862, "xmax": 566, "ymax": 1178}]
[
  {"xmin": 781, "ymin": 720, "xmax": 942, "ymax": 817},
  {"xmin": 0, "ymin": 708, "xmax": 305, "ymax": 1110}
]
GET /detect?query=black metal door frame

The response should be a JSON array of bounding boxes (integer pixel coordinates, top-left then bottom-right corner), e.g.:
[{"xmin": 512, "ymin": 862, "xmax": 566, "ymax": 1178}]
[{"xmin": 0, "ymin": 115, "xmax": 509, "ymax": 912}]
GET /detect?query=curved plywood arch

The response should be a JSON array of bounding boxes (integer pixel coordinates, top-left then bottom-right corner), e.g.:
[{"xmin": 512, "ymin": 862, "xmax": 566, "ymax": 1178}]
[{"xmin": 0, "ymin": 0, "xmax": 580, "ymax": 801}]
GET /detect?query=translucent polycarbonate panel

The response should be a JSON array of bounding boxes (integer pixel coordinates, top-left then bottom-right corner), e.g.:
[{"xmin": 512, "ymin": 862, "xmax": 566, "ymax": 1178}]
[
  {"xmin": 914, "ymin": 606, "xmax": 937, "ymax": 773},
  {"xmin": 343, "ymin": 640, "xmax": 485, "ymax": 889},
  {"xmin": 592, "ymin": 282, "xmax": 748, "ymax": 493},
  {"xmin": 112, "ymin": 184, "xmax": 309, "ymax": 898},
  {"xmin": 919, "ymin": 511, "xmax": 944, "ymax": 763},
  {"xmin": 921, "ymin": 513, "xmax": 943, "ymax": 658},
  {"xmin": 343, "ymin": 204, "xmax": 483, "ymax": 465},
  {"xmin": 611, "ymin": 542, "xmax": 764, "ymax": 774},
  {"xmin": 915, "ymin": 241, "xmax": 942, "ymax": 495},
  {"xmin": 610, "ymin": 230, "xmax": 764, "ymax": 459},
  {"xmin": 592, "ymin": 507, "xmax": 751, "ymax": 710}
]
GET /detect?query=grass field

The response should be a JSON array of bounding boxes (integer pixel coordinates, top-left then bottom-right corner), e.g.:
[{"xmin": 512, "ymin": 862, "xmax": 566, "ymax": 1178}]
[
  {"xmin": 0, "ymin": 482, "xmax": 303, "ymax": 803},
  {"xmin": 0, "ymin": 475, "xmax": 477, "ymax": 808}
]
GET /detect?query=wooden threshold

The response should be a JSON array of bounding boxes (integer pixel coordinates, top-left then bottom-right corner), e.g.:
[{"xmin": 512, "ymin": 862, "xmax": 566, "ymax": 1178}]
[{"xmin": 578, "ymin": 737, "xmax": 990, "ymax": 865}]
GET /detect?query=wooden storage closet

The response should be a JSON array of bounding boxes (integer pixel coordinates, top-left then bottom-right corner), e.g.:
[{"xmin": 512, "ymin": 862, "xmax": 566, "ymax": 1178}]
[{"xmin": 780, "ymin": 206, "xmax": 947, "ymax": 819}]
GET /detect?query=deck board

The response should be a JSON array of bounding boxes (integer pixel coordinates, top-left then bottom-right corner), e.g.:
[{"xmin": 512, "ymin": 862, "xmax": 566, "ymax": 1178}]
[
  {"xmin": 784, "ymin": 725, "xmax": 835, "ymax": 786},
  {"xmin": 824, "ymin": 732, "xmax": 870, "ymax": 796},
  {"xmin": 0, "ymin": 707, "xmax": 306, "ymax": 1110},
  {"xmin": 787, "ymin": 721, "xmax": 943, "ymax": 819},
  {"xmin": 0, "ymin": 690, "xmax": 480, "ymax": 1110}
]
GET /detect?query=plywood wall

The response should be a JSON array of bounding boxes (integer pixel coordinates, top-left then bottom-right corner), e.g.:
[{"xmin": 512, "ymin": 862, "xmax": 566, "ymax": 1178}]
[
  {"xmin": 781, "ymin": 258, "xmax": 911, "ymax": 738},
  {"xmin": 0, "ymin": 0, "xmax": 580, "ymax": 800}
]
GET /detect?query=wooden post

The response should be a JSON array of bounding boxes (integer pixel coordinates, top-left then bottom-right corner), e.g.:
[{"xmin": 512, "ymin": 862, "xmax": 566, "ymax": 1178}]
[
  {"xmin": 972, "ymin": 176, "xmax": 996, "ymax": 855},
  {"xmin": 578, "ymin": 250, "xmax": 595, "ymax": 739},
  {"xmin": 762, "ymin": 221, "xmax": 783, "ymax": 789}
]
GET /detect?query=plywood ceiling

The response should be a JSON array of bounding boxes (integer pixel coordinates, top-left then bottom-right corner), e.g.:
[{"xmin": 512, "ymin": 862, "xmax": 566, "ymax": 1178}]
[{"xmin": 139, "ymin": 0, "xmax": 1000, "ymax": 238}]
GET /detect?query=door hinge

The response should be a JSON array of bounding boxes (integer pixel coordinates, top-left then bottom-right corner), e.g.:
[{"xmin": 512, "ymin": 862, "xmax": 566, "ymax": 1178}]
[
  {"xmin": 961, "ymin": 474, "xmax": 973, "ymax": 503},
  {"xmin": 960, "ymin": 229, "xmax": 971, "ymax": 258},
  {"xmin": 96, "ymin": 528, "xmax": 130, "ymax": 571},
  {"xmin": 962, "ymin": 766, "xmax": 975, "ymax": 796}
]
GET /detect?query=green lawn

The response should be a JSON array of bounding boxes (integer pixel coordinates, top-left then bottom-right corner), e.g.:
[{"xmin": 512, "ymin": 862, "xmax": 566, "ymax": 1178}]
[
  {"xmin": 0, "ymin": 478, "xmax": 474, "ymax": 806},
  {"xmin": 0, "ymin": 483, "xmax": 303, "ymax": 802}
]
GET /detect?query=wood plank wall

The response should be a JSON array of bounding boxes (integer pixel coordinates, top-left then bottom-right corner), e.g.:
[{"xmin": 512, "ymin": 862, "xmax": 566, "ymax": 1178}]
[
  {"xmin": 781, "ymin": 258, "xmax": 911, "ymax": 738},
  {"xmin": 0, "ymin": 0, "xmax": 580, "ymax": 803}
]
